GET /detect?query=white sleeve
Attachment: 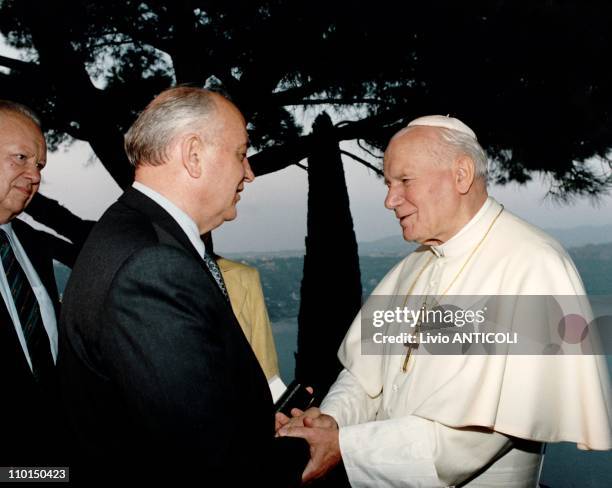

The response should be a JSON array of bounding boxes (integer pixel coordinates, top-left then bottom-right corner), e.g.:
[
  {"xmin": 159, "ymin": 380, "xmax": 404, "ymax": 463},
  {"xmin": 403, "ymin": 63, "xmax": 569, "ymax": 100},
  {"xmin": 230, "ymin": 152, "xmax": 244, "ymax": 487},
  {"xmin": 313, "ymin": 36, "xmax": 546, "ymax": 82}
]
[
  {"xmin": 337, "ymin": 416, "xmax": 512, "ymax": 488},
  {"xmin": 320, "ymin": 369, "xmax": 381, "ymax": 427},
  {"xmin": 268, "ymin": 375, "xmax": 286, "ymax": 403}
]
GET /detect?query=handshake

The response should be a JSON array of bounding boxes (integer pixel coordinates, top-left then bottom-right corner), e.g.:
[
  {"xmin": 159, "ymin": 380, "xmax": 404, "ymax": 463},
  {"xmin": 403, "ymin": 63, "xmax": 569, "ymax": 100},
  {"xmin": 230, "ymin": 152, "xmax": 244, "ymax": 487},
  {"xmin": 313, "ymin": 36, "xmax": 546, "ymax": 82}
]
[{"xmin": 274, "ymin": 383, "xmax": 342, "ymax": 484}]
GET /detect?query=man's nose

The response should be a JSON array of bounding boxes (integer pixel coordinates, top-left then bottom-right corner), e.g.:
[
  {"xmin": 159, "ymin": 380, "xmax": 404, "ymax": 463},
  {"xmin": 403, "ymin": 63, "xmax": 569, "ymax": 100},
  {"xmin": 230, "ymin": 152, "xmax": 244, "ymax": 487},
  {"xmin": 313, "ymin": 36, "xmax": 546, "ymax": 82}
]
[
  {"xmin": 243, "ymin": 158, "xmax": 255, "ymax": 183},
  {"xmin": 26, "ymin": 163, "xmax": 42, "ymax": 185},
  {"xmin": 384, "ymin": 188, "xmax": 404, "ymax": 210}
]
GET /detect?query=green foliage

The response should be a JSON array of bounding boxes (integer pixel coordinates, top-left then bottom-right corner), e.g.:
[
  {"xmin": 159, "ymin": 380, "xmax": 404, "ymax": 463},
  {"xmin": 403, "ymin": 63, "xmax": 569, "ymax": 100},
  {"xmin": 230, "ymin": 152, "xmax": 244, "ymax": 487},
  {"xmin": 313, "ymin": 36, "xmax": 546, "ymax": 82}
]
[{"xmin": 1, "ymin": 0, "xmax": 612, "ymax": 196}]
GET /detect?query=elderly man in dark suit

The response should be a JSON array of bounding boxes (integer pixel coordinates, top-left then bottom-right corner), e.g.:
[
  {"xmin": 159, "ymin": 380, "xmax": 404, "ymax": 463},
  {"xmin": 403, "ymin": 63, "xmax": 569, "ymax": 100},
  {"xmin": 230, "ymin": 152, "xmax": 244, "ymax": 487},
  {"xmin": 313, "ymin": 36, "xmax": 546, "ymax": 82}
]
[
  {"xmin": 0, "ymin": 100, "xmax": 62, "ymax": 465},
  {"xmin": 58, "ymin": 87, "xmax": 308, "ymax": 484}
]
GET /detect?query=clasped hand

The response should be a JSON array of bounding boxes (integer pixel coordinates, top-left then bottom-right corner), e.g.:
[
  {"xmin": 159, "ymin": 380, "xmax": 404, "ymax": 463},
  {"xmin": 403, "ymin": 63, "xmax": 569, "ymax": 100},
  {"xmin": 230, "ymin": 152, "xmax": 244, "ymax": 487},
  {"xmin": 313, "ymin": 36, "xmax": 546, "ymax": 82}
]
[{"xmin": 275, "ymin": 407, "xmax": 341, "ymax": 484}]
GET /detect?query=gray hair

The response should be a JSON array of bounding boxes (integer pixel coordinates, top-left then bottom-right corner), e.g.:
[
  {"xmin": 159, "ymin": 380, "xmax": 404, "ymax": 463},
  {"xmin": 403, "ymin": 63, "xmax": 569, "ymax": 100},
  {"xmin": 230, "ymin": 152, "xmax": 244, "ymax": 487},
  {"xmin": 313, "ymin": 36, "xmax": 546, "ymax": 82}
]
[
  {"xmin": 124, "ymin": 86, "xmax": 218, "ymax": 167},
  {"xmin": 0, "ymin": 100, "xmax": 41, "ymax": 127},
  {"xmin": 436, "ymin": 127, "xmax": 489, "ymax": 181}
]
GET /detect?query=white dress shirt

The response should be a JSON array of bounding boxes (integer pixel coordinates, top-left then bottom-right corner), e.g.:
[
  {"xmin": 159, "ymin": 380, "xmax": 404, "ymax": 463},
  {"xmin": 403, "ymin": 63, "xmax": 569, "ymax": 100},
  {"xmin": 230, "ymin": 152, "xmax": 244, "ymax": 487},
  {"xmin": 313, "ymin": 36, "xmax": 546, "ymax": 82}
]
[{"xmin": 0, "ymin": 221, "xmax": 58, "ymax": 369}]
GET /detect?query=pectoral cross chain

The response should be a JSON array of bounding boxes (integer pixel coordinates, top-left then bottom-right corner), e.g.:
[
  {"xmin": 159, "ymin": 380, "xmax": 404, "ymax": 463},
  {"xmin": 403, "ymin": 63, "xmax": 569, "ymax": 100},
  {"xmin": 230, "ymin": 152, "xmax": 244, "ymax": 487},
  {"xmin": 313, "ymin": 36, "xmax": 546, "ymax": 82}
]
[
  {"xmin": 402, "ymin": 308, "xmax": 423, "ymax": 373},
  {"xmin": 402, "ymin": 339, "xmax": 419, "ymax": 372}
]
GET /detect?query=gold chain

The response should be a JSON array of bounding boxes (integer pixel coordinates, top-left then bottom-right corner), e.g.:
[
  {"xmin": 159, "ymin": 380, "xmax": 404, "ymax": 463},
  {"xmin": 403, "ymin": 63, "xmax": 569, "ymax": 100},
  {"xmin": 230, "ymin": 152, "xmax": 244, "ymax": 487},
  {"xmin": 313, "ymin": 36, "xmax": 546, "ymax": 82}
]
[{"xmin": 401, "ymin": 205, "xmax": 504, "ymax": 372}]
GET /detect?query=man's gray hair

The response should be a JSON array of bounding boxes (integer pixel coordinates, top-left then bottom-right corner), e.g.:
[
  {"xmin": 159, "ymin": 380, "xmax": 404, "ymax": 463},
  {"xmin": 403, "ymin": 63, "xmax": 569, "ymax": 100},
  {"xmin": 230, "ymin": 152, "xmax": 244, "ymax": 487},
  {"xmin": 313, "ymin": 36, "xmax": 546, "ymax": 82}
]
[
  {"xmin": 124, "ymin": 86, "xmax": 217, "ymax": 167},
  {"xmin": 0, "ymin": 100, "xmax": 41, "ymax": 127},
  {"xmin": 436, "ymin": 127, "xmax": 489, "ymax": 180}
]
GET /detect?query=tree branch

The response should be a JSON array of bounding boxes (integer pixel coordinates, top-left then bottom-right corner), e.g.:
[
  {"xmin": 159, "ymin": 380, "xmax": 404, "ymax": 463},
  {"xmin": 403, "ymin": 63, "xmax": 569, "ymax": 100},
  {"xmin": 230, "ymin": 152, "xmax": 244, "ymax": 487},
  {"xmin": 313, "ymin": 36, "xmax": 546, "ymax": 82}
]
[
  {"xmin": 250, "ymin": 106, "xmax": 409, "ymax": 176},
  {"xmin": 269, "ymin": 83, "xmax": 319, "ymax": 106},
  {"xmin": 35, "ymin": 231, "xmax": 81, "ymax": 268},
  {"xmin": 0, "ymin": 54, "xmax": 38, "ymax": 73},
  {"xmin": 26, "ymin": 193, "xmax": 95, "ymax": 246},
  {"xmin": 340, "ymin": 150, "xmax": 383, "ymax": 176},
  {"xmin": 17, "ymin": 0, "xmax": 135, "ymax": 188},
  {"xmin": 283, "ymin": 98, "xmax": 387, "ymax": 106},
  {"xmin": 357, "ymin": 139, "xmax": 384, "ymax": 159}
]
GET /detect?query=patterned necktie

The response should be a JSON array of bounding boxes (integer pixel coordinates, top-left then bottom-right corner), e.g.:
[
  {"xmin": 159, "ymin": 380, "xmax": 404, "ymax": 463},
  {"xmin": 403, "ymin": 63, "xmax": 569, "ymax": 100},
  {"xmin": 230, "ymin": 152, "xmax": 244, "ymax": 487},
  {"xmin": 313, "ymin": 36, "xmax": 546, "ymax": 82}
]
[
  {"xmin": 203, "ymin": 250, "xmax": 229, "ymax": 301},
  {"xmin": 0, "ymin": 229, "xmax": 54, "ymax": 382}
]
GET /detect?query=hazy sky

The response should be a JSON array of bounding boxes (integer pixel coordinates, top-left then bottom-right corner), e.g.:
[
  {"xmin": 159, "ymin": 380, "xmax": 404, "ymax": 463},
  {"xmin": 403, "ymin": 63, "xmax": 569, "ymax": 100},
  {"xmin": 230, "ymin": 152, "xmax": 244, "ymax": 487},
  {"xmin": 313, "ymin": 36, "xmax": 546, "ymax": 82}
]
[
  {"xmin": 38, "ymin": 135, "xmax": 612, "ymax": 254},
  {"xmin": 3, "ymin": 36, "xmax": 611, "ymax": 253}
]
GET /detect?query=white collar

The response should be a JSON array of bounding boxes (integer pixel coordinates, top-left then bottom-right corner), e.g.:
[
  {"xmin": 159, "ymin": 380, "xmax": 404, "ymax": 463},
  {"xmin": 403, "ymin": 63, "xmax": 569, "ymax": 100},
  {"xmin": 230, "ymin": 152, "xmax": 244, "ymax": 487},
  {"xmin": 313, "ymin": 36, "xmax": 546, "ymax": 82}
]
[
  {"xmin": 132, "ymin": 182, "xmax": 205, "ymax": 259},
  {"xmin": 430, "ymin": 197, "xmax": 501, "ymax": 258}
]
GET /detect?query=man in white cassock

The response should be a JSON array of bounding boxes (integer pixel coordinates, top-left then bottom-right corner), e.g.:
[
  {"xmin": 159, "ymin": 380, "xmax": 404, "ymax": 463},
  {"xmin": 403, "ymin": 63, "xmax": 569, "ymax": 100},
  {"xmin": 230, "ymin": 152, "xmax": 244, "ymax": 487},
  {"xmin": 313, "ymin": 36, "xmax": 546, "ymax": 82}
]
[{"xmin": 277, "ymin": 115, "xmax": 612, "ymax": 487}]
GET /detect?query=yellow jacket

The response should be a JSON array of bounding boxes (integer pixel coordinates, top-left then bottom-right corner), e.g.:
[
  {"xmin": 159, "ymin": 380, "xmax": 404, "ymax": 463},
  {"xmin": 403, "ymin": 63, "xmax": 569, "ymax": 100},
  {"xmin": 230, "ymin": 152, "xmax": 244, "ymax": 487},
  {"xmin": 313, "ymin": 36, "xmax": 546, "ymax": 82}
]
[{"xmin": 217, "ymin": 257, "xmax": 280, "ymax": 380}]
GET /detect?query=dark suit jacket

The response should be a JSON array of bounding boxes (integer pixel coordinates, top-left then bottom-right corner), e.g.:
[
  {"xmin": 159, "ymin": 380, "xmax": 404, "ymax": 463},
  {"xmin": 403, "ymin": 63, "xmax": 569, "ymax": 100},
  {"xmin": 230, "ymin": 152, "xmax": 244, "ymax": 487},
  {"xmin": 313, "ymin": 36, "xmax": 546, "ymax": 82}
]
[
  {"xmin": 59, "ymin": 189, "xmax": 307, "ymax": 484},
  {"xmin": 0, "ymin": 219, "xmax": 62, "ymax": 465}
]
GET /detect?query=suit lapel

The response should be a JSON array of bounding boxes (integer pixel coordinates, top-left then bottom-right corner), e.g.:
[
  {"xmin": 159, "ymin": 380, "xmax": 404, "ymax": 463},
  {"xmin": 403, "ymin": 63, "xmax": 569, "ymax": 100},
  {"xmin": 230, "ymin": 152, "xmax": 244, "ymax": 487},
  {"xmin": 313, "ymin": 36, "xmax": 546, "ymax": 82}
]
[
  {"xmin": 119, "ymin": 188, "xmax": 230, "ymax": 307},
  {"xmin": 120, "ymin": 188, "xmax": 271, "ymax": 405},
  {"xmin": 119, "ymin": 188, "xmax": 203, "ymax": 262},
  {"xmin": 0, "ymin": 220, "xmax": 47, "ymax": 381},
  {"xmin": 0, "ymin": 300, "xmax": 34, "ymax": 380}
]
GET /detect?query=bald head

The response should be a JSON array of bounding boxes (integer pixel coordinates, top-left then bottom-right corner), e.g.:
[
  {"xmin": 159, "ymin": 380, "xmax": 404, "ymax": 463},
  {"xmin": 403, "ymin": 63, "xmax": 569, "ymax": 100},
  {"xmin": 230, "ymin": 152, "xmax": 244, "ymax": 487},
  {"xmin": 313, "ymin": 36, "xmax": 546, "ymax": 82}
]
[{"xmin": 0, "ymin": 100, "xmax": 41, "ymax": 128}]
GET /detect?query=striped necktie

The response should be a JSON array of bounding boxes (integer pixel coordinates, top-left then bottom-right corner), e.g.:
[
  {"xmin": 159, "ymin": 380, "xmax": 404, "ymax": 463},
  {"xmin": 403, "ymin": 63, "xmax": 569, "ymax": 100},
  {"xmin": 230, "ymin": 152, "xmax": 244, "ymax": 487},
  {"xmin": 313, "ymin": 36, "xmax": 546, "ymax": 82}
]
[
  {"xmin": 0, "ymin": 229, "xmax": 54, "ymax": 382},
  {"xmin": 202, "ymin": 250, "xmax": 229, "ymax": 301}
]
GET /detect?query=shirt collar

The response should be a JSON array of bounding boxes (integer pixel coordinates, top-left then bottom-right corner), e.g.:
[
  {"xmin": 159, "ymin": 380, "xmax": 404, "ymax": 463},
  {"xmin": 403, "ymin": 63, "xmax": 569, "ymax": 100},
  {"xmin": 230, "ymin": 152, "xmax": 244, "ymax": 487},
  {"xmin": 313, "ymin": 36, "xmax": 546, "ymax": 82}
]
[
  {"xmin": 132, "ymin": 182, "xmax": 206, "ymax": 259},
  {"xmin": 0, "ymin": 222, "xmax": 15, "ymax": 242},
  {"xmin": 430, "ymin": 197, "xmax": 501, "ymax": 258}
]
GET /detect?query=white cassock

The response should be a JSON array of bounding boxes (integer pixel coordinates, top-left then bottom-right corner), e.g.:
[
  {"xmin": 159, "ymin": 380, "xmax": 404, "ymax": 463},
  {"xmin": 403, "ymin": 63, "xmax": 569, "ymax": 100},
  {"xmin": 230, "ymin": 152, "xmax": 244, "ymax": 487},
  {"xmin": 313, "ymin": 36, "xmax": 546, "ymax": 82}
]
[{"xmin": 320, "ymin": 197, "xmax": 611, "ymax": 487}]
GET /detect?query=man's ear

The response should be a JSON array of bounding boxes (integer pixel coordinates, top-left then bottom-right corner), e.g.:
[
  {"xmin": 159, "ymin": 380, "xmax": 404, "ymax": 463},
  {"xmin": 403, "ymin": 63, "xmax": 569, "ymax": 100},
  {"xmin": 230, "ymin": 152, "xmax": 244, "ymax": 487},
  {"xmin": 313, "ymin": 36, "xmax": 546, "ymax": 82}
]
[
  {"xmin": 181, "ymin": 133, "xmax": 203, "ymax": 178},
  {"xmin": 454, "ymin": 155, "xmax": 475, "ymax": 195}
]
